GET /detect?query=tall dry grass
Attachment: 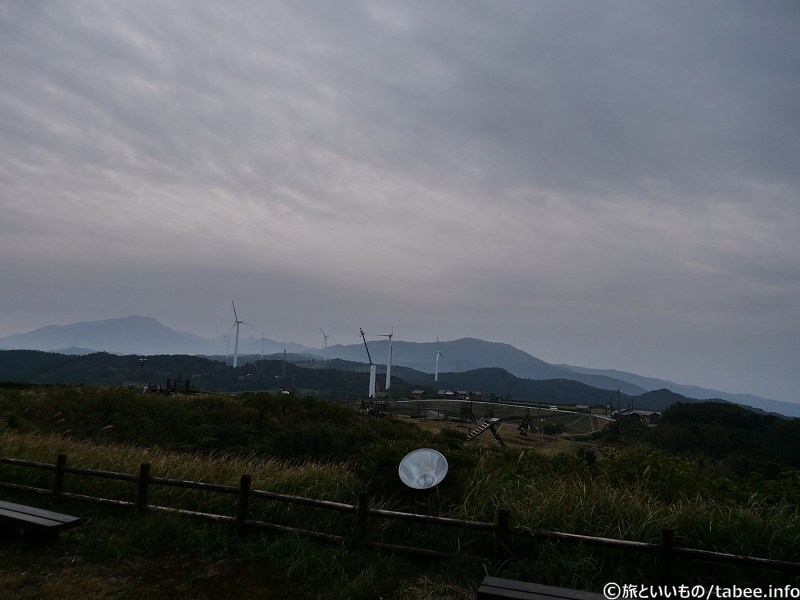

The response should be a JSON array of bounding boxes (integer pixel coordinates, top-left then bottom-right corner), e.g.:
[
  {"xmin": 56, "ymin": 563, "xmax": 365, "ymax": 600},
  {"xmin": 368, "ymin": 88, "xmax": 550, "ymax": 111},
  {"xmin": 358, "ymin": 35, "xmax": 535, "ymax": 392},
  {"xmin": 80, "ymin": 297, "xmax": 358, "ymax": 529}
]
[{"xmin": 2, "ymin": 417, "xmax": 799, "ymax": 591}]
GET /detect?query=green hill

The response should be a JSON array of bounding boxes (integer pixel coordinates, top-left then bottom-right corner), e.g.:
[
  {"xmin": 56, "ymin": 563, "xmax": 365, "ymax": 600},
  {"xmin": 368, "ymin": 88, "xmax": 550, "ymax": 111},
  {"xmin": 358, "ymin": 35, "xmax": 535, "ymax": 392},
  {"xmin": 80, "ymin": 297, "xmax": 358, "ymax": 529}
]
[
  {"xmin": 601, "ymin": 401, "xmax": 800, "ymax": 478},
  {"xmin": 0, "ymin": 350, "xmax": 751, "ymax": 415}
]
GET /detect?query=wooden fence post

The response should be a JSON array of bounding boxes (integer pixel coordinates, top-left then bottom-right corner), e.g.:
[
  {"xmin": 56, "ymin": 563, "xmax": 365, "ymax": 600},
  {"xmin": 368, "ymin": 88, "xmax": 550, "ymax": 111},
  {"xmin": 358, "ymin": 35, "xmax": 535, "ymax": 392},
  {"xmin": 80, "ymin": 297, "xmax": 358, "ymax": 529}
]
[
  {"xmin": 235, "ymin": 474, "xmax": 252, "ymax": 536},
  {"xmin": 52, "ymin": 453, "xmax": 67, "ymax": 497},
  {"xmin": 352, "ymin": 491, "xmax": 369, "ymax": 548},
  {"xmin": 659, "ymin": 528, "xmax": 675, "ymax": 585},
  {"xmin": 135, "ymin": 463, "xmax": 151, "ymax": 518},
  {"xmin": 493, "ymin": 507, "xmax": 511, "ymax": 566}
]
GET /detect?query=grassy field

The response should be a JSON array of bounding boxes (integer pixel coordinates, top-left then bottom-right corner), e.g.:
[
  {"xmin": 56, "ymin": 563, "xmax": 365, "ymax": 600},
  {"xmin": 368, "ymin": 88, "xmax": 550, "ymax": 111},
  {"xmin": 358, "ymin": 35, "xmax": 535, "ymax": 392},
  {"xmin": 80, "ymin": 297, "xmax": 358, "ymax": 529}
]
[
  {"xmin": 1, "ymin": 388, "xmax": 798, "ymax": 598},
  {"xmin": 400, "ymin": 415, "xmax": 586, "ymax": 454},
  {"xmin": 0, "ymin": 432, "xmax": 479, "ymax": 599}
]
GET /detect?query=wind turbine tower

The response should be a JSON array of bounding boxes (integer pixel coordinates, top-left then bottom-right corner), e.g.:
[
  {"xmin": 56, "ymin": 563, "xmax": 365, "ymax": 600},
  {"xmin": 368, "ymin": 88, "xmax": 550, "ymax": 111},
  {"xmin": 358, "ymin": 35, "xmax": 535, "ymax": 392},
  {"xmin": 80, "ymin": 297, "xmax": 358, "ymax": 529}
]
[
  {"xmin": 319, "ymin": 328, "xmax": 329, "ymax": 362},
  {"xmin": 434, "ymin": 337, "xmax": 444, "ymax": 383},
  {"xmin": 261, "ymin": 331, "xmax": 266, "ymax": 359},
  {"xmin": 385, "ymin": 327, "xmax": 394, "ymax": 391},
  {"xmin": 359, "ymin": 328, "xmax": 377, "ymax": 398},
  {"xmin": 364, "ymin": 328, "xmax": 394, "ymax": 391},
  {"xmin": 229, "ymin": 301, "xmax": 250, "ymax": 368}
]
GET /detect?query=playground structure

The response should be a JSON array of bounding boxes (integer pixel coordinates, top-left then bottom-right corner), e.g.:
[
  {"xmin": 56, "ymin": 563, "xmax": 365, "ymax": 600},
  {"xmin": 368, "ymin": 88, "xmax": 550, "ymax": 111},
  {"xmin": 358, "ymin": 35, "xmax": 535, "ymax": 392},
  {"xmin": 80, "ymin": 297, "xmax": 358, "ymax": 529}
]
[
  {"xmin": 465, "ymin": 417, "xmax": 506, "ymax": 447},
  {"xmin": 145, "ymin": 376, "xmax": 192, "ymax": 394},
  {"xmin": 348, "ymin": 398, "xmax": 611, "ymax": 443}
]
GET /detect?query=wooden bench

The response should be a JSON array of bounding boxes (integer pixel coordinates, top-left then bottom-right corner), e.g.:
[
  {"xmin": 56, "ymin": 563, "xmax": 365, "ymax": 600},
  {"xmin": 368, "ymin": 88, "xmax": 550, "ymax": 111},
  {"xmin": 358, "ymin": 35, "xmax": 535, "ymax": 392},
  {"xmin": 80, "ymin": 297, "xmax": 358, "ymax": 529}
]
[
  {"xmin": 476, "ymin": 577, "xmax": 605, "ymax": 600},
  {"xmin": 0, "ymin": 500, "xmax": 83, "ymax": 538}
]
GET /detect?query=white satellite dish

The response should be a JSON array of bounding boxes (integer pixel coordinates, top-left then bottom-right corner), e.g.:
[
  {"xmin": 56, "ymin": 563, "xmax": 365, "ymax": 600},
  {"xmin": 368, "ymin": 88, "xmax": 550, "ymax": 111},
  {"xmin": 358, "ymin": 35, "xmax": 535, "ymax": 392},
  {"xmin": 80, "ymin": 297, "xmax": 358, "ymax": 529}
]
[{"xmin": 398, "ymin": 448, "xmax": 448, "ymax": 490}]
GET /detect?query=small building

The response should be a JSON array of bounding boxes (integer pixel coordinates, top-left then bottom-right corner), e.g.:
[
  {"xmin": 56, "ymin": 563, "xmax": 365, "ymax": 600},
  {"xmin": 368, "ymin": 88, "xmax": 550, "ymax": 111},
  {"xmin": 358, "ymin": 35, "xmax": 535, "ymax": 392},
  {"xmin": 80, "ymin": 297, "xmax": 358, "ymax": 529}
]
[
  {"xmin": 615, "ymin": 409, "xmax": 661, "ymax": 425},
  {"xmin": 411, "ymin": 390, "xmax": 427, "ymax": 399},
  {"xmin": 470, "ymin": 391, "xmax": 484, "ymax": 401},
  {"xmin": 456, "ymin": 390, "xmax": 470, "ymax": 400},
  {"xmin": 639, "ymin": 411, "xmax": 661, "ymax": 425},
  {"xmin": 575, "ymin": 405, "xmax": 591, "ymax": 413}
]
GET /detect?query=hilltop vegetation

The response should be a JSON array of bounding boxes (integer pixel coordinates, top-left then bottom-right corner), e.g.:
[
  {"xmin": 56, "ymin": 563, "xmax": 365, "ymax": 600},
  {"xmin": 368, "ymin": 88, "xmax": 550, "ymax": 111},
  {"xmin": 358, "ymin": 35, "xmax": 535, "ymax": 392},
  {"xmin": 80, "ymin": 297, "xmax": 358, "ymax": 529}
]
[
  {"xmin": 0, "ymin": 386, "xmax": 427, "ymax": 462},
  {"xmin": 0, "ymin": 387, "xmax": 800, "ymax": 572},
  {"xmin": 0, "ymin": 350, "xmax": 419, "ymax": 399},
  {"xmin": 0, "ymin": 386, "xmax": 800, "ymax": 600},
  {"xmin": 599, "ymin": 401, "xmax": 800, "ymax": 480},
  {"xmin": 0, "ymin": 349, "xmax": 719, "ymax": 412}
]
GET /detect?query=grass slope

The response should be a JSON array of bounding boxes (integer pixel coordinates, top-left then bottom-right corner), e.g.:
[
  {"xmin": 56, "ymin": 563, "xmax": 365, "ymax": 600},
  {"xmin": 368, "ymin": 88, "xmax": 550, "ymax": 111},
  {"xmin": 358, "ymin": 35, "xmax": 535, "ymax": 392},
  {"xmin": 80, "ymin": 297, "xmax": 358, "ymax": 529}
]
[{"xmin": 0, "ymin": 389, "xmax": 798, "ymax": 597}]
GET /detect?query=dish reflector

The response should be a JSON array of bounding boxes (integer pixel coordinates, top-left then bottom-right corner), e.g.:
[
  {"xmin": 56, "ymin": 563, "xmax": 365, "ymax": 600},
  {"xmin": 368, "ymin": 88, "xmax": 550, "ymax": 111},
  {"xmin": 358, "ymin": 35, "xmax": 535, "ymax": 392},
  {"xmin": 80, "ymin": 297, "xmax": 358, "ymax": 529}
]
[{"xmin": 398, "ymin": 448, "xmax": 448, "ymax": 490}]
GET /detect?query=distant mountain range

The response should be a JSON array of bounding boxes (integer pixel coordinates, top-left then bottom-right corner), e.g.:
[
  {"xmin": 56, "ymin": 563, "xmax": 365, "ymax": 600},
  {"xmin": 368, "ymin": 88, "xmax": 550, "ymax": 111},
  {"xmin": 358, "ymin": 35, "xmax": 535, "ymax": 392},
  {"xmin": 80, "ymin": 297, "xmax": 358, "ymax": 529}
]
[
  {"xmin": 0, "ymin": 316, "xmax": 311, "ymax": 357},
  {"xmin": 0, "ymin": 350, "xmax": 719, "ymax": 415},
  {"xmin": 559, "ymin": 365, "xmax": 798, "ymax": 419},
  {"xmin": 318, "ymin": 338, "xmax": 648, "ymax": 395},
  {"xmin": 1, "ymin": 315, "xmax": 797, "ymax": 417}
]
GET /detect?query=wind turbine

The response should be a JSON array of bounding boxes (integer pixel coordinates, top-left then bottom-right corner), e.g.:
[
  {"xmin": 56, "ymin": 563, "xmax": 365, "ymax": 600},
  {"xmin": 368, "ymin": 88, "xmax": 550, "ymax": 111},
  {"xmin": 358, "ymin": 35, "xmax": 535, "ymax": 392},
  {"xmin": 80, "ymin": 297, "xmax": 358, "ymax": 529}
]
[
  {"xmin": 319, "ymin": 329, "xmax": 329, "ymax": 362},
  {"xmin": 359, "ymin": 328, "xmax": 377, "ymax": 398},
  {"xmin": 229, "ymin": 301, "xmax": 250, "ymax": 368},
  {"xmin": 364, "ymin": 327, "xmax": 394, "ymax": 391},
  {"xmin": 434, "ymin": 337, "xmax": 444, "ymax": 383},
  {"xmin": 260, "ymin": 331, "xmax": 267, "ymax": 359}
]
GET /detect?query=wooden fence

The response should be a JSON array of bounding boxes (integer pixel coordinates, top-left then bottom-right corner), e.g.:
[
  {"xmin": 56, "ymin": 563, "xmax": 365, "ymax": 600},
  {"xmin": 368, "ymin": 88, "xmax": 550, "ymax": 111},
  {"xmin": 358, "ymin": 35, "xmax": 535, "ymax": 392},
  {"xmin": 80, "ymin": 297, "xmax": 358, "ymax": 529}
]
[{"xmin": 1, "ymin": 454, "xmax": 799, "ymax": 584}]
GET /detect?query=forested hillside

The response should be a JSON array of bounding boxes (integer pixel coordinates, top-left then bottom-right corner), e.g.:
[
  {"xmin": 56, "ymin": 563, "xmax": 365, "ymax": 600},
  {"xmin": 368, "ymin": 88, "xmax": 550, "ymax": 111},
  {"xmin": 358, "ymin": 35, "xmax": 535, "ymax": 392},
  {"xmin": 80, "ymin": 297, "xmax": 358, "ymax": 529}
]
[
  {"xmin": 0, "ymin": 386, "xmax": 427, "ymax": 462},
  {"xmin": 0, "ymin": 350, "xmax": 417, "ymax": 399},
  {"xmin": 600, "ymin": 401, "xmax": 800, "ymax": 478},
  {"xmin": 0, "ymin": 350, "xmax": 753, "ymax": 413}
]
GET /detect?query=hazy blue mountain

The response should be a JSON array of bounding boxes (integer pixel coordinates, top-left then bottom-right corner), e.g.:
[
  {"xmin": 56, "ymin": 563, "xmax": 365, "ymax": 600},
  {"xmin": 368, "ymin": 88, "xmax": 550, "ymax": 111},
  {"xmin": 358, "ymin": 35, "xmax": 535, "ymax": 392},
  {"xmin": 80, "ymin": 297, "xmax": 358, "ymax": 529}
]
[
  {"xmin": 320, "ymin": 338, "xmax": 647, "ymax": 396},
  {"xmin": 55, "ymin": 347, "xmax": 98, "ymax": 356},
  {"xmin": 1, "ymin": 316, "xmax": 795, "ymax": 417},
  {"xmin": 668, "ymin": 385, "xmax": 799, "ymax": 417},
  {"xmin": 321, "ymin": 338, "xmax": 798, "ymax": 416},
  {"xmin": 621, "ymin": 389, "xmax": 723, "ymax": 413},
  {"xmin": 563, "ymin": 365, "xmax": 800, "ymax": 418},
  {"xmin": 0, "ymin": 316, "xmax": 312, "ymax": 357}
]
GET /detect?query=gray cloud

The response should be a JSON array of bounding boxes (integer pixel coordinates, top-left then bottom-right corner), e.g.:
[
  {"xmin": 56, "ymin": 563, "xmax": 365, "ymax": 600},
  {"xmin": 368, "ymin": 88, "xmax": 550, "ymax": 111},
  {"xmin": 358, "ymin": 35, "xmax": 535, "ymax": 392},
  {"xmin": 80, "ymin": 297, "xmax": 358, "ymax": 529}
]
[{"xmin": 1, "ymin": 1, "xmax": 798, "ymax": 402}]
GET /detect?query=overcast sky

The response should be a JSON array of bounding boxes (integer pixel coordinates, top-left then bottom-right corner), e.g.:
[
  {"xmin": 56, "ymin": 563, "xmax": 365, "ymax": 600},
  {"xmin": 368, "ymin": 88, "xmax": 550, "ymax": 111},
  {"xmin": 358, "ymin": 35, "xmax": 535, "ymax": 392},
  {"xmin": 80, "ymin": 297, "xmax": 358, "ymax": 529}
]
[{"xmin": 1, "ymin": 1, "xmax": 798, "ymax": 402}]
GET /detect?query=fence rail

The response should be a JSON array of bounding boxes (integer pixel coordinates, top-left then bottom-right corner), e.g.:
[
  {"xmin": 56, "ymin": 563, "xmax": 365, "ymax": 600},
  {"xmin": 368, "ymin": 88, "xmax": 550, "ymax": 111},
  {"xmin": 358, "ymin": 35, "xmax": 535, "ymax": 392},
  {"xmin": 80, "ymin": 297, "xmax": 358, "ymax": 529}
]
[{"xmin": 2, "ymin": 454, "xmax": 799, "ymax": 583}]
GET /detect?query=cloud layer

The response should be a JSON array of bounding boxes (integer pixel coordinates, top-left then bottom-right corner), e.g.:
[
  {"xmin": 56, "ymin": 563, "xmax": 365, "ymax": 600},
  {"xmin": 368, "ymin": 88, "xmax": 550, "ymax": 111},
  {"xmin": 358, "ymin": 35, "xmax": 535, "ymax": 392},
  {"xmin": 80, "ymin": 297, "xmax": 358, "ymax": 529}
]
[{"xmin": 1, "ymin": 1, "xmax": 798, "ymax": 401}]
